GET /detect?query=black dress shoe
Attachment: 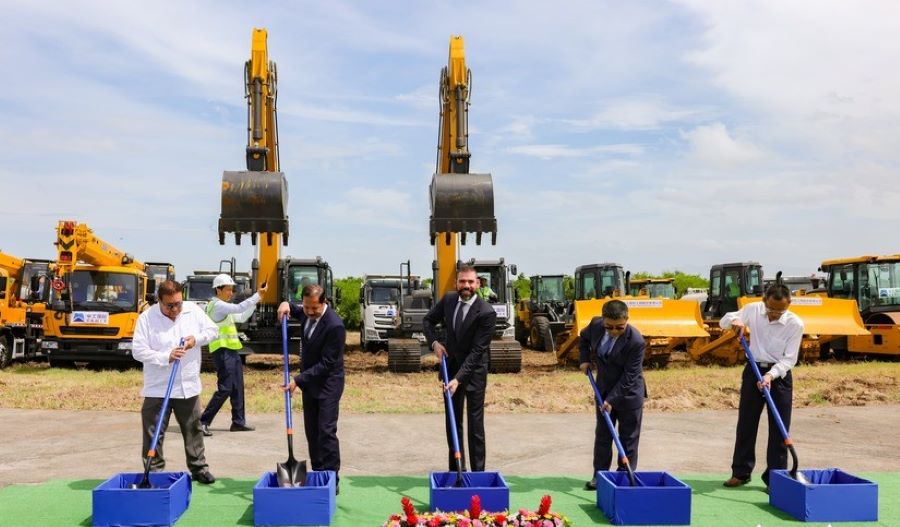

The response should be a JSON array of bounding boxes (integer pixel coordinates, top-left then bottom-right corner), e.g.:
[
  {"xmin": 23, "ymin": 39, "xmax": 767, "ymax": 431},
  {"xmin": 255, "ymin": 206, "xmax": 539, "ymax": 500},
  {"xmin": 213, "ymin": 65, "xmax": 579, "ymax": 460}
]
[
  {"xmin": 201, "ymin": 424, "xmax": 213, "ymax": 437},
  {"xmin": 230, "ymin": 423, "xmax": 255, "ymax": 432},
  {"xmin": 192, "ymin": 470, "xmax": 216, "ymax": 484},
  {"xmin": 585, "ymin": 478, "xmax": 597, "ymax": 491}
]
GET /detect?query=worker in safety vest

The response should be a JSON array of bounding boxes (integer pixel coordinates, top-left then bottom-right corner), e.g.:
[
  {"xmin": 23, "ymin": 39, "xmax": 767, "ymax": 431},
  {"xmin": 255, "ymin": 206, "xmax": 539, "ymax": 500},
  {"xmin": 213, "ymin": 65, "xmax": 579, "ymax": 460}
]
[{"xmin": 199, "ymin": 274, "xmax": 267, "ymax": 436}]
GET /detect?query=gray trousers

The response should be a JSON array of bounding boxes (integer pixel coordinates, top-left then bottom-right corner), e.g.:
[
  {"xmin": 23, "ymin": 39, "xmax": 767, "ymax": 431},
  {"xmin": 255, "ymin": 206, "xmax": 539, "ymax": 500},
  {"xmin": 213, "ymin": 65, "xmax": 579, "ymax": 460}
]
[{"xmin": 141, "ymin": 395, "xmax": 208, "ymax": 475}]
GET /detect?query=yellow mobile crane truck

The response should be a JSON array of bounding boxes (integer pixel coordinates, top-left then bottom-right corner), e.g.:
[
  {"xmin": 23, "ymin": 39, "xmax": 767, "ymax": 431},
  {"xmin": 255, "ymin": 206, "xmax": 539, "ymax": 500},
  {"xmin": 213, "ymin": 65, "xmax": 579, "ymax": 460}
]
[
  {"xmin": 0, "ymin": 251, "xmax": 52, "ymax": 368},
  {"xmin": 41, "ymin": 221, "xmax": 160, "ymax": 367}
]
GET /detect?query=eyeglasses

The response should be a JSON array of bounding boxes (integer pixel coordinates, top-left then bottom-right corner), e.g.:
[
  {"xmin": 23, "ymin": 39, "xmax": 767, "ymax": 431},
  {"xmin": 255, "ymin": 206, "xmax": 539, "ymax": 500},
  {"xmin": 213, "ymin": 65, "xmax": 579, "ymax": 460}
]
[
  {"xmin": 163, "ymin": 301, "xmax": 183, "ymax": 310},
  {"xmin": 765, "ymin": 308, "xmax": 787, "ymax": 315},
  {"xmin": 604, "ymin": 324, "xmax": 627, "ymax": 331}
]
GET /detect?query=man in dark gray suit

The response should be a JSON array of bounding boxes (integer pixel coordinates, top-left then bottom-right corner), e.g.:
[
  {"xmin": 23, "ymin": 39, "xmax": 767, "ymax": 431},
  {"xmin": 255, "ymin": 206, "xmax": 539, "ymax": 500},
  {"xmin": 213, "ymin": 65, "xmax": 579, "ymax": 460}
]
[
  {"xmin": 277, "ymin": 284, "xmax": 346, "ymax": 492},
  {"xmin": 424, "ymin": 265, "xmax": 497, "ymax": 472},
  {"xmin": 579, "ymin": 299, "xmax": 647, "ymax": 490}
]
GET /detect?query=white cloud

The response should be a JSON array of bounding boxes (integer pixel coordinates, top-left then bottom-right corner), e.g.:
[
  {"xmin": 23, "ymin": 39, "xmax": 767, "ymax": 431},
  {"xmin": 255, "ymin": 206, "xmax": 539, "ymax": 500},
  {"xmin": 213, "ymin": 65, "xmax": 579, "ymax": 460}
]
[
  {"xmin": 680, "ymin": 122, "xmax": 764, "ymax": 167},
  {"xmin": 505, "ymin": 143, "xmax": 644, "ymax": 160},
  {"xmin": 564, "ymin": 95, "xmax": 702, "ymax": 131}
]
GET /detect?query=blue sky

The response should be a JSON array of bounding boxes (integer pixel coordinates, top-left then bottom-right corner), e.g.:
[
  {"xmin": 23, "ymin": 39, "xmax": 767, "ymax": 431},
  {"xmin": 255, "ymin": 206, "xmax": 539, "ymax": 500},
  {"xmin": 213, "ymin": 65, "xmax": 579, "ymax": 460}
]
[{"xmin": 2, "ymin": 1, "xmax": 898, "ymax": 281}]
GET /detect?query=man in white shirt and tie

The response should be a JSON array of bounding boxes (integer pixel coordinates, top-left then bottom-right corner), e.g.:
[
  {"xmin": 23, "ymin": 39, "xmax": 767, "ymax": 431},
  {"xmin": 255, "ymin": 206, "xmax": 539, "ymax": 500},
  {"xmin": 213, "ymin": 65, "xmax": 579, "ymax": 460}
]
[
  {"xmin": 132, "ymin": 280, "xmax": 220, "ymax": 484},
  {"xmin": 721, "ymin": 283, "xmax": 803, "ymax": 491}
]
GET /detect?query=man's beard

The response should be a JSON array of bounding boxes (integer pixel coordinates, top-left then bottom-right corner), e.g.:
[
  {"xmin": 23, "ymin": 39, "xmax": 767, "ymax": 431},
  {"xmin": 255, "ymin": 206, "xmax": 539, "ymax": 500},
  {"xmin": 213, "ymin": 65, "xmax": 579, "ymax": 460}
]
[{"xmin": 458, "ymin": 287, "xmax": 474, "ymax": 300}]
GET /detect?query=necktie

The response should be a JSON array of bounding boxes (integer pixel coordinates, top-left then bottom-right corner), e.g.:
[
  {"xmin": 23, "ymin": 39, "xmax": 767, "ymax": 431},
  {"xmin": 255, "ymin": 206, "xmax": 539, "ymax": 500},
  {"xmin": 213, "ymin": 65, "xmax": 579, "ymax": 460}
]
[
  {"xmin": 454, "ymin": 301, "xmax": 467, "ymax": 337},
  {"xmin": 305, "ymin": 319, "xmax": 316, "ymax": 339},
  {"xmin": 598, "ymin": 336, "xmax": 614, "ymax": 358}
]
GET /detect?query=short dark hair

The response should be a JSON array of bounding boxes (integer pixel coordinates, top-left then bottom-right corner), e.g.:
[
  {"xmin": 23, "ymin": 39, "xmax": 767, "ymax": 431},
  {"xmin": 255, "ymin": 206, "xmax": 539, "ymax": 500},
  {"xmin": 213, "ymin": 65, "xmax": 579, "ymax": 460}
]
[
  {"xmin": 602, "ymin": 299, "xmax": 629, "ymax": 320},
  {"xmin": 301, "ymin": 284, "xmax": 325, "ymax": 303},
  {"xmin": 765, "ymin": 284, "xmax": 791, "ymax": 301},
  {"xmin": 458, "ymin": 265, "xmax": 477, "ymax": 277},
  {"xmin": 157, "ymin": 279, "xmax": 182, "ymax": 299}
]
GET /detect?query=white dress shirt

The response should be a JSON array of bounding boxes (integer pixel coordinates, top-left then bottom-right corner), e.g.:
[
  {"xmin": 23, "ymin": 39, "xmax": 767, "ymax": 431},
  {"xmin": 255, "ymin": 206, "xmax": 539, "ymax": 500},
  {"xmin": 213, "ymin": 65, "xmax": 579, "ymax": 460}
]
[
  {"xmin": 209, "ymin": 292, "xmax": 261, "ymax": 323},
  {"xmin": 720, "ymin": 301, "xmax": 804, "ymax": 379},
  {"xmin": 133, "ymin": 301, "xmax": 219, "ymax": 398}
]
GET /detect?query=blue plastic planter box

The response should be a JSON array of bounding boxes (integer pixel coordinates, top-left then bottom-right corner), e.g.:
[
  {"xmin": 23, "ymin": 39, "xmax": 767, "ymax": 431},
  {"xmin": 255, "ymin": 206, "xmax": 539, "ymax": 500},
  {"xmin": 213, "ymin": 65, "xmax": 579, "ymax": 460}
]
[
  {"xmin": 596, "ymin": 471, "xmax": 691, "ymax": 525},
  {"xmin": 429, "ymin": 472, "xmax": 509, "ymax": 513},
  {"xmin": 92, "ymin": 471, "xmax": 192, "ymax": 527},
  {"xmin": 253, "ymin": 471, "xmax": 336, "ymax": 526},
  {"xmin": 770, "ymin": 468, "xmax": 878, "ymax": 522}
]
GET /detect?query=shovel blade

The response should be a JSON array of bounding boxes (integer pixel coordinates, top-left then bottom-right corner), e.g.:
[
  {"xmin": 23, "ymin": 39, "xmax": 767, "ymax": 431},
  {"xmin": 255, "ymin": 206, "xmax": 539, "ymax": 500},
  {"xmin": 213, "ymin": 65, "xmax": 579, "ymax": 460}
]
[{"xmin": 276, "ymin": 458, "xmax": 308, "ymax": 487}]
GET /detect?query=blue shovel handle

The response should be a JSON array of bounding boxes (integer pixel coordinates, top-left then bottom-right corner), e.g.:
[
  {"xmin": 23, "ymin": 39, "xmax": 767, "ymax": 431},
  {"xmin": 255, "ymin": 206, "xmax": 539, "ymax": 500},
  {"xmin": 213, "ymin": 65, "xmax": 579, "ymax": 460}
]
[
  {"xmin": 737, "ymin": 333, "xmax": 791, "ymax": 441},
  {"xmin": 148, "ymin": 338, "xmax": 183, "ymax": 456},
  {"xmin": 585, "ymin": 368, "xmax": 638, "ymax": 486},
  {"xmin": 282, "ymin": 318, "xmax": 292, "ymax": 432},
  {"xmin": 440, "ymin": 355, "xmax": 464, "ymax": 483}
]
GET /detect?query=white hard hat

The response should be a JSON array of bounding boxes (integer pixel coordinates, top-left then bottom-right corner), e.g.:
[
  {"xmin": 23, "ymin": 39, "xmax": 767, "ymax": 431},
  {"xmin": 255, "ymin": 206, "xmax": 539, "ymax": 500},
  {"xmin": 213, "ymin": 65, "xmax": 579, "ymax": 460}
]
[{"xmin": 212, "ymin": 273, "xmax": 237, "ymax": 288}]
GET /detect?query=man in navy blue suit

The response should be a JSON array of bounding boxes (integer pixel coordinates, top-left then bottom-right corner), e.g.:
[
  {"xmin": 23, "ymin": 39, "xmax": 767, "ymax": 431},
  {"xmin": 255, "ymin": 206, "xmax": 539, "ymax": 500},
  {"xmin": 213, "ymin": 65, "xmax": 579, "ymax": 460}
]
[
  {"xmin": 424, "ymin": 265, "xmax": 497, "ymax": 472},
  {"xmin": 579, "ymin": 299, "xmax": 647, "ymax": 490},
  {"xmin": 277, "ymin": 284, "xmax": 346, "ymax": 492}
]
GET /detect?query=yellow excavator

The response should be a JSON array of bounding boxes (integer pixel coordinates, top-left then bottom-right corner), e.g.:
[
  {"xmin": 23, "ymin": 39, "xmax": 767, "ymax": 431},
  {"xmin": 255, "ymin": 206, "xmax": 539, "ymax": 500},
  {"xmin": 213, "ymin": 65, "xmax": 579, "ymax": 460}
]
[
  {"xmin": 41, "ymin": 221, "xmax": 161, "ymax": 367},
  {"xmin": 0, "ymin": 251, "xmax": 52, "ymax": 368},
  {"xmin": 554, "ymin": 263, "xmax": 709, "ymax": 368},
  {"xmin": 388, "ymin": 36, "xmax": 519, "ymax": 373},
  {"xmin": 217, "ymin": 28, "xmax": 335, "ymax": 353},
  {"xmin": 689, "ymin": 263, "xmax": 868, "ymax": 364},
  {"xmin": 819, "ymin": 254, "xmax": 900, "ymax": 357}
]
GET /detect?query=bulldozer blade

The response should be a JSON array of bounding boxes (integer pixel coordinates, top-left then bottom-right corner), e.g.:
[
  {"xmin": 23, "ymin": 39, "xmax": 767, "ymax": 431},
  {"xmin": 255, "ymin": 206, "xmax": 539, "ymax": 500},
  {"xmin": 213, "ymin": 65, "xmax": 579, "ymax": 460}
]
[
  {"xmin": 572, "ymin": 298, "xmax": 710, "ymax": 340},
  {"xmin": 429, "ymin": 173, "xmax": 497, "ymax": 245},
  {"xmin": 738, "ymin": 296, "xmax": 869, "ymax": 337},
  {"xmin": 219, "ymin": 170, "xmax": 289, "ymax": 245},
  {"xmin": 557, "ymin": 298, "xmax": 709, "ymax": 364}
]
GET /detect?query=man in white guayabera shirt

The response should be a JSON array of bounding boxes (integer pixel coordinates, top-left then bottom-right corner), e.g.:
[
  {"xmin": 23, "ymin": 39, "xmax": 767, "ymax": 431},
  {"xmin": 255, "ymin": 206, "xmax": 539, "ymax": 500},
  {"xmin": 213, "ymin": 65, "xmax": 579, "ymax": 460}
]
[
  {"xmin": 720, "ymin": 283, "xmax": 803, "ymax": 492},
  {"xmin": 133, "ymin": 279, "xmax": 219, "ymax": 485}
]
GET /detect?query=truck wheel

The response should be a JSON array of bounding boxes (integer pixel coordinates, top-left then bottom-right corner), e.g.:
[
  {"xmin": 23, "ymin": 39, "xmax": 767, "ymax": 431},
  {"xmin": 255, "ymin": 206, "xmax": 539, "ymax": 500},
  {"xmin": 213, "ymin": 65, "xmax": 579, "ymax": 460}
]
[{"xmin": 0, "ymin": 336, "xmax": 12, "ymax": 369}]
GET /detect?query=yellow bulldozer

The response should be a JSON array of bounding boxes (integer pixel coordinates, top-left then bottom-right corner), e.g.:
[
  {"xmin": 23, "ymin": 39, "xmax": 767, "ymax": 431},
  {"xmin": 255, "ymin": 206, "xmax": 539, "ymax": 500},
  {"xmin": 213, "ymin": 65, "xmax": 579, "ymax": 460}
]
[
  {"xmin": 819, "ymin": 254, "xmax": 900, "ymax": 357},
  {"xmin": 554, "ymin": 263, "xmax": 709, "ymax": 368},
  {"xmin": 689, "ymin": 262, "xmax": 868, "ymax": 365}
]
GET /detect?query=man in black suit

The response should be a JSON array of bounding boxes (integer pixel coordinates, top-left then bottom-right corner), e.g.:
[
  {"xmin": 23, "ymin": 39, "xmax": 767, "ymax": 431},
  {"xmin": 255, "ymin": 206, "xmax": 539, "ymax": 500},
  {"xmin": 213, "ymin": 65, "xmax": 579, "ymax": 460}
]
[
  {"xmin": 424, "ymin": 265, "xmax": 497, "ymax": 472},
  {"xmin": 277, "ymin": 284, "xmax": 346, "ymax": 491},
  {"xmin": 579, "ymin": 299, "xmax": 647, "ymax": 490}
]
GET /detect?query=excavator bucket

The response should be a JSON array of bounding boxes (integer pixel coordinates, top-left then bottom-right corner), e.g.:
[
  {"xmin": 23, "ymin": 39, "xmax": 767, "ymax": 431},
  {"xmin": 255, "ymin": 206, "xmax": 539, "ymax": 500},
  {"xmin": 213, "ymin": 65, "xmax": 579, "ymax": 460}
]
[
  {"xmin": 429, "ymin": 173, "xmax": 497, "ymax": 245},
  {"xmin": 219, "ymin": 171, "xmax": 289, "ymax": 245},
  {"xmin": 737, "ymin": 296, "xmax": 869, "ymax": 336}
]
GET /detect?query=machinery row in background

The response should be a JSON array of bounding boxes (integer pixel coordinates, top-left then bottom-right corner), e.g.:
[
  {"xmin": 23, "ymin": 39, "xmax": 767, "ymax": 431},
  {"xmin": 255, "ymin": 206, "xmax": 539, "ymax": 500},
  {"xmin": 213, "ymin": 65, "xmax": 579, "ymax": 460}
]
[{"xmin": 2, "ymin": 30, "xmax": 897, "ymax": 372}]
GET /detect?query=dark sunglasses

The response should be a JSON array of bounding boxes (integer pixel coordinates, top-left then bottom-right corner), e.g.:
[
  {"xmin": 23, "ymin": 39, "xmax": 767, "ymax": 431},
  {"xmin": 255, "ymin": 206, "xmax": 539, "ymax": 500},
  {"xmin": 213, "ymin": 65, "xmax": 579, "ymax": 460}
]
[
  {"xmin": 163, "ymin": 301, "xmax": 183, "ymax": 310},
  {"xmin": 604, "ymin": 323, "xmax": 626, "ymax": 331}
]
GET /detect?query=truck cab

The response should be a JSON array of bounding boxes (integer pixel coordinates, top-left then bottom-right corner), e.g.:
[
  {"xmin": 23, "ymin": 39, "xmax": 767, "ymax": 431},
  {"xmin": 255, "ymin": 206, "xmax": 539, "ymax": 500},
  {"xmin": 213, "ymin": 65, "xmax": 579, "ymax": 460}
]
[{"xmin": 359, "ymin": 275, "xmax": 407, "ymax": 351}]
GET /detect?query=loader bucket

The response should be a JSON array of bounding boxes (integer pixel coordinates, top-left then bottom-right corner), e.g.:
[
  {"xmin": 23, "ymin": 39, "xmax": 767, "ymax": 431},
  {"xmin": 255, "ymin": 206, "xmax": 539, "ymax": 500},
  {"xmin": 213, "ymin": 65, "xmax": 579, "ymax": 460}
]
[
  {"xmin": 429, "ymin": 173, "xmax": 497, "ymax": 245},
  {"xmin": 737, "ymin": 296, "xmax": 869, "ymax": 337},
  {"xmin": 219, "ymin": 170, "xmax": 289, "ymax": 245}
]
